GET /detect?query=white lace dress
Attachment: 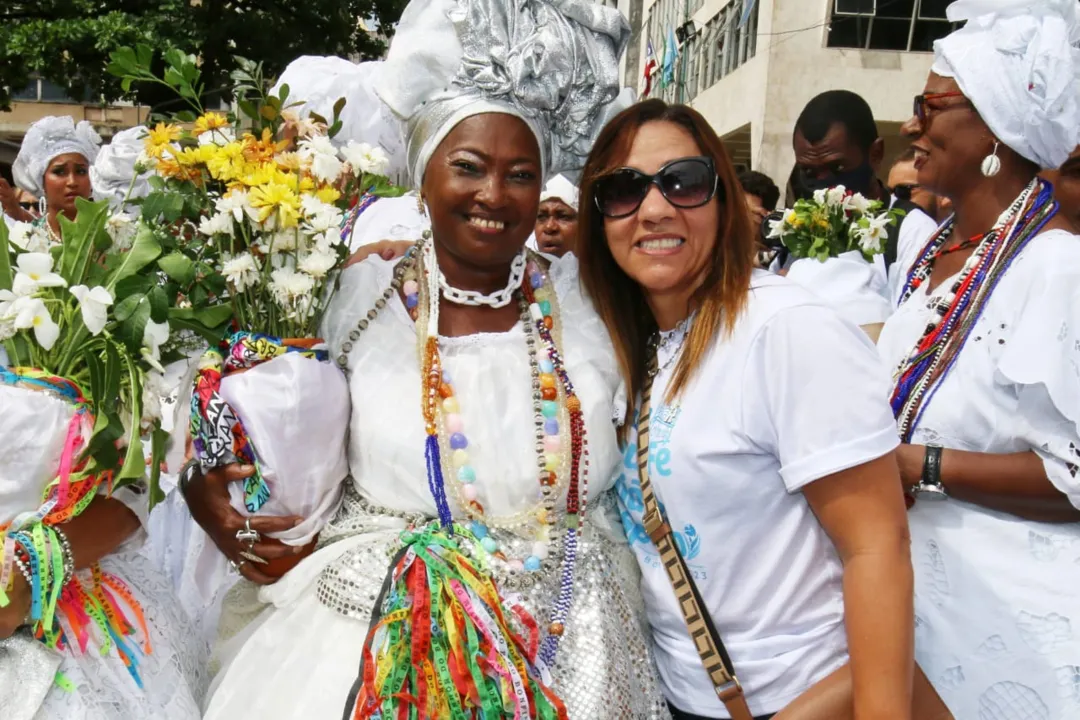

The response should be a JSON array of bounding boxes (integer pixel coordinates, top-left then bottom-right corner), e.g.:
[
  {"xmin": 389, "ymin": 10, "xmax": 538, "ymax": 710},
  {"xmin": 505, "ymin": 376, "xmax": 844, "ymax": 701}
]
[
  {"xmin": 202, "ymin": 253, "xmax": 668, "ymax": 719},
  {"xmin": 878, "ymin": 229, "xmax": 1080, "ymax": 719}
]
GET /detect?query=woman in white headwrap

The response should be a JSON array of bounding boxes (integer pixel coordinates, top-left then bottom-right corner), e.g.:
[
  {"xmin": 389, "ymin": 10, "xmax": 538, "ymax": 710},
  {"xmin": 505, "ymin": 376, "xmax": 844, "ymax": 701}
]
[
  {"xmin": 1, "ymin": 121, "xmax": 208, "ymax": 719},
  {"xmin": 11, "ymin": 116, "xmax": 100, "ymax": 240},
  {"xmin": 880, "ymin": 1, "xmax": 1080, "ymax": 716},
  {"xmin": 532, "ymin": 174, "xmax": 580, "ymax": 257},
  {"xmin": 187, "ymin": 1, "xmax": 665, "ymax": 718}
]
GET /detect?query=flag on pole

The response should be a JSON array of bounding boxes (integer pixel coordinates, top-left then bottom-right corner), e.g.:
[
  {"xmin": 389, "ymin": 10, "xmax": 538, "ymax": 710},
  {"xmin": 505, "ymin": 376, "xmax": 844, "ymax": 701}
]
[
  {"xmin": 643, "ymin": 39, "xmax": 657, "ymax": 96},
  {"xmin": 662, "ymin": 26, "xmax": 678, "ymax": 89},
  {"xmin": 739, "ymin": 0, "xmax": 759, "ymax": 27}
]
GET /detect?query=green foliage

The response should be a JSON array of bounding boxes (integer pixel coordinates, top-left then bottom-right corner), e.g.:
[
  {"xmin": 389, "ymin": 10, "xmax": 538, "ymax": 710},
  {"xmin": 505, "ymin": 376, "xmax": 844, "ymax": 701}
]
[{"xmin": 0, "ymin": 0, "xmax": 408, "ymax": 111}]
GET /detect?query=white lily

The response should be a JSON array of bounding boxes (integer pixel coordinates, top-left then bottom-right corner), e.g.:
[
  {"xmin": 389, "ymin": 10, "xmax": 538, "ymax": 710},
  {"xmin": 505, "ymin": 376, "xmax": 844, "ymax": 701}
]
[
  {"xmin": 141, "ymin": 319, "xmax": 170, "ymax": 373},
  {"xmin": 767, "ymin": 208, "xmax": 796, "ymax": 239},
  {"xmin": 12, "ymin": 253, "xmax": 67, "ymax": 296},
  {"xmin": 105, "ymin": 213, "xmax": 138, "ymax": 250},
  {"xmin": 70, "ymin": 284, "xmax": 114, "ymax": 335},
  {"xmin": 824, "ymin": 185, "xmax": 848, "ymax": 208},
  {"xmin": 812, "ymin": 188, "xmax": 828, "ymax": 205},
  {"xmin": 141, "ymin": 370, "xmax": 167, "ymax": 425},
  {"xmin": 846, "ymin": 192, "xmax": 873, "ymax": 215},
  {"xmin": 8, "ymin": 222, "xmax": 51, "ymax": 252},
  {"xmin": 856, "ymin": 215, "xmax": 891, "ymax": 255},
  {"xmin": 13, "ymin": 297, "xmax": 60, "ymax": 350}
]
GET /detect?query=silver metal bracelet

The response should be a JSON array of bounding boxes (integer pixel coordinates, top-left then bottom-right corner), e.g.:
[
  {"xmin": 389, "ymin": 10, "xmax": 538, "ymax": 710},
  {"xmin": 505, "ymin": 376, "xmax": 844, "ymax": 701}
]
[{"xmin": 51, "ymin": 525, "xmax": 76, "ymax": 585}]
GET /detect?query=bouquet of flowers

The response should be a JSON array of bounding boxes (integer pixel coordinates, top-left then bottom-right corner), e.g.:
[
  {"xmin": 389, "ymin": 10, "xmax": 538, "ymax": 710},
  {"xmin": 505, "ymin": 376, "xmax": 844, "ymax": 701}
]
[
  {"xmin": 767, "ymin": 185, "xmax": 904, "ymax": 262},
  {"xmin": 0, "ymin": 192, "xmax": 224, "ymax": 672},
  {"xmin": 108, "ymin": 46, "xmax": 404, "ymax": 557}
]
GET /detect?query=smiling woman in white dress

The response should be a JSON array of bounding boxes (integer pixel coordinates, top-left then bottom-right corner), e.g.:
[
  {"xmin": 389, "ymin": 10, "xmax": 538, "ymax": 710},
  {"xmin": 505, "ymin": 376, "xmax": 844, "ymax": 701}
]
[
  {"xmin": 880, "ymin": 1, "xmax": 1080, "ymax": 717},
  {"xmin": 181, "ymin": 1, "xmax": 667, "ymax": 718}
]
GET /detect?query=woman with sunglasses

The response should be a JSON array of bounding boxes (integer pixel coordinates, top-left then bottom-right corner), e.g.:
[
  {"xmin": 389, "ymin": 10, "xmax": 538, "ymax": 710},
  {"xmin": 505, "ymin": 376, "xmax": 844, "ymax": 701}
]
[
  {"xmin": 577, "ymin": 99, "xmax": 920, "ymax": 719},
  {"xmin": 880, "ymin": 1, "xmax": 1080, "ymax": 717}
]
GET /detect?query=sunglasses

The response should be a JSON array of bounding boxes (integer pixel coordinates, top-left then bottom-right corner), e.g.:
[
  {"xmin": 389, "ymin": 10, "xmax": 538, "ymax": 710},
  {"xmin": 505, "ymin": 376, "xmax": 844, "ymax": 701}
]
[
  {"xmin": 593, "ymin": 156, "xmax": 720, "ymax": 219},
  {"xmin": 913, "ymin": 91, "xmax": 966, "ymax": 122}
]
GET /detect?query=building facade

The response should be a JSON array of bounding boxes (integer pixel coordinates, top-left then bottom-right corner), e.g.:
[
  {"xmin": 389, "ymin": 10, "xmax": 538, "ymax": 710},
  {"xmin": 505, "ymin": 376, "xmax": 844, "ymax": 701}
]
[{"xmin": 633, "ymin": 0, "xmax": 957, "ymax": 203}]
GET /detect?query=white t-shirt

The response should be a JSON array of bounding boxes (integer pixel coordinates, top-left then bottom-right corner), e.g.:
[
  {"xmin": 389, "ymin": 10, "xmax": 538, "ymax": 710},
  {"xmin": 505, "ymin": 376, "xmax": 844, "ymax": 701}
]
[{"xmin": 616, "ymin": 271, "xmax": 899, "ymax": 717}]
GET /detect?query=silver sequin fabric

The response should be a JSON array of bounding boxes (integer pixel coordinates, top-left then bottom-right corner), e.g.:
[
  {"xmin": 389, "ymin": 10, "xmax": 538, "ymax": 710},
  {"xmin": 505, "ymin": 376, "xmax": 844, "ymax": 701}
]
[
  {"xmin": 317, "ymin": 484, "xmax": 671, "ymax": 719},
  {"xmin": 0, "ymin": 630, "xmax": 61, "ymax": 720}
]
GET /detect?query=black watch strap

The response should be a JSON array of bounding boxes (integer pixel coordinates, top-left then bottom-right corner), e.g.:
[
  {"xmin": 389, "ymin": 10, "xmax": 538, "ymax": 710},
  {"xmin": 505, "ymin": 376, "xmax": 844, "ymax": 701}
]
[{"xmin": 921, "ymin": 444, "xmax": 944, "ymax": 489}]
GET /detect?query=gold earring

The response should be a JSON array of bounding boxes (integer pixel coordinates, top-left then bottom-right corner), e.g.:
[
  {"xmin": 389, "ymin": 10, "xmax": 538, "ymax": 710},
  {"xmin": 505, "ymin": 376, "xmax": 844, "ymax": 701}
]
[{"xmin": 416, "ymin": 194, "xmax": 427, "ymax": 216}]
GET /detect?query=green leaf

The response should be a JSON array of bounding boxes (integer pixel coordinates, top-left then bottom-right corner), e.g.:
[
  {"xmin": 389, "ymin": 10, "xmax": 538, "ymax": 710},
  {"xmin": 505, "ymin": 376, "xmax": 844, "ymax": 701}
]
[
  {"xmin": 85, "ymin": 349, "xmax": 111, "ymax": 437},
  {"xmin": 147, "ymin": 286, "xmax": 169, "ymax": 323},
  {"xmin": 148, "ymin": 427, "xmax": 169, "ymax": 508},
  {"xmin": 277, "ymin": 83, "xmax": 290, "ymax": 104},
  {"xmin": 164, "ymin": 67, "xmax": 185, "ymax": 88},
  {"xmin": 115, "ymin": 353, "xmax": 145, "ymax": 485},
  {"xmin": 332, "ymin": 96, "xmax": 347, "ymax": 120},
  {"xmin": 113, "ymin": 292, "xmax": 145, "ymax": 322},
  {"xmin": 105, "ymin": 224, "xmax": 162, "ymax": 290},
  {"xmin": 0, "ymin": 219, "xmax": 12, "ymax": 292},
  {"xmin": 328, "ymin": 120, "xmax": 343, "ymax": 138},
  {"xmin": 57, "ymin": 197, "xmax": 111, "ymax": 285},
  {"xmin": 176, "ymin": 110, "xmax": 197, "ymax": 124},
  {"xmin": 168, "ymin": 303, "xmax": 234, "ymax": 342},
  {"xmin": 116, "ymin": 294, "xmax": 151, "ymax": 355},
  {"xmin": 157, "ymin": 252, "xmax": 196, "ymax": 284},
  {"xmin": 114, "ymin": 274, "xmax": 155, "ymax": 300}
]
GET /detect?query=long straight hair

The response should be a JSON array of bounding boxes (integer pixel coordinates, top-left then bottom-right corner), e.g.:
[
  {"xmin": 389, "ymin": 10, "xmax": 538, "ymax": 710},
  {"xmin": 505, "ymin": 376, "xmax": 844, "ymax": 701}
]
[{"xmin": 577, "ymin": 100, "xmax": 757, "ymax": 434}]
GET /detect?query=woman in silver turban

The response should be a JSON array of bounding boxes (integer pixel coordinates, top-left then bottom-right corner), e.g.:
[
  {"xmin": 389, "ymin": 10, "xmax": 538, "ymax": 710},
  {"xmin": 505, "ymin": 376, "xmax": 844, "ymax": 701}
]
[
  {"xmin": 11, "ymin": 116, "xmax": 100, "ymax": 239},
  {"xmin": 880, "ymin": 0, "xmax": 1080, "ymax": 716},
  {"xmin": 189, "ymin": 1, "xmax": 667, "ymax": 718}
]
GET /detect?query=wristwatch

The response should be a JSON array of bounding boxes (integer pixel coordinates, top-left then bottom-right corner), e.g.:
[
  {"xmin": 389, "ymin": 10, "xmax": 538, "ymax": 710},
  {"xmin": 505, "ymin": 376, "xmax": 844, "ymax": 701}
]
[{"xmin": 915, "ymin": 443, "xmax": 949, "ymax": 500}]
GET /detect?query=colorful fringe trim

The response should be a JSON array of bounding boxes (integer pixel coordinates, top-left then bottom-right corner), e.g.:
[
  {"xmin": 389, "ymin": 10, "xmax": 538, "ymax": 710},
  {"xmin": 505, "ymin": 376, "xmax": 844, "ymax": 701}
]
[
  {"xmin": 190, "ymin": 330, "xmax": 327, "ymax": 512},
  {"xmin": 0, "ymin": 367, "xmax": 151, "ymax": 686},
  {"xmin": 345, "ymin": 523, "xmax": 568, "ymax": 720}
]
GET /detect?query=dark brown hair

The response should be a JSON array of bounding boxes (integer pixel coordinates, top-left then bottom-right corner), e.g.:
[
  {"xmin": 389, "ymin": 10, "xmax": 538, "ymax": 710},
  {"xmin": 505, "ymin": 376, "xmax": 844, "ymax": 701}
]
[{"xmin": 577, "ymin": 99, "xmax": 757, "ymax": 433}]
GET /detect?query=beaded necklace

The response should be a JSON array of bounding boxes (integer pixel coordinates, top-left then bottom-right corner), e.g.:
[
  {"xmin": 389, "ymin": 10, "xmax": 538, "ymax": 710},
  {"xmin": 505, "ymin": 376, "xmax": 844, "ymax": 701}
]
[
  {"xmin": 335, "ymin": 236, "xmax": 590, "ymax": 664},
  {"xmin": 891, "ymin": 179, "xmax": 1057, "ymax": 441}
]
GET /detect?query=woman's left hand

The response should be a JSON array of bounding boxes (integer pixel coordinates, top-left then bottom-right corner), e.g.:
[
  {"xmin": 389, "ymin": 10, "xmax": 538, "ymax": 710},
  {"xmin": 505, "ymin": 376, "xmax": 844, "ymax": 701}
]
[
  {"xmin": 896, "ymin": 443, "xmax": 926, "ymax": 489},
  {"xmin": 0, "ymin": 575, "xmax": 31, "ymax": 640}
]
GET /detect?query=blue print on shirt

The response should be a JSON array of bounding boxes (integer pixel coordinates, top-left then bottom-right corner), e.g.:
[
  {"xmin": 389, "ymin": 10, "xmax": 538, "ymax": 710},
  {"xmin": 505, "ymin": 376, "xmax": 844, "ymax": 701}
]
[{"xmin": 615, "ymin": 405, "xmax": 703, "ymax": 571}]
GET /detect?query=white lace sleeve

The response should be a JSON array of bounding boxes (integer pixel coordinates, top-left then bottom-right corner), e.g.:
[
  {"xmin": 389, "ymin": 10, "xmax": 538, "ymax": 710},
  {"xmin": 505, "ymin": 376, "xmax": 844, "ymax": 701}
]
[{"xmin": 997, "ymin": 233, "xmax": 1080, "ymax": 509}]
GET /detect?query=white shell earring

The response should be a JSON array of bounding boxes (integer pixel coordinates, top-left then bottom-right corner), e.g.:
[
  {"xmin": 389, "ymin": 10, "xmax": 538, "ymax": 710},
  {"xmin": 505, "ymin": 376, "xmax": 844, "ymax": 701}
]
[
  {"xmin": 38, "ymin": 195, "xmax": 47, "ymax": 217},
  {"xmin": 981, "ymin": 141, "xmax": 1002, "ymax": 178}
]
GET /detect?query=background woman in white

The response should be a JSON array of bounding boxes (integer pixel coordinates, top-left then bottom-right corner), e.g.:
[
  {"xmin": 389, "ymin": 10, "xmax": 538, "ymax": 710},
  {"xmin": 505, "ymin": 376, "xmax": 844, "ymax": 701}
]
[{"xmin": 881, "ymin": 1, "xmax": 1080, "ymax": 717}]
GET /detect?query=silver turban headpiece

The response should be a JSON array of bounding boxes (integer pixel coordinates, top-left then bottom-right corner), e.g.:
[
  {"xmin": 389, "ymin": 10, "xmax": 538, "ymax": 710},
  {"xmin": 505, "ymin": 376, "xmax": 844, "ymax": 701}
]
[
  {"xmin": 376, "ymin": 0, "xmax": 633, "ymax": 187},
  {"xmin": 932, "ymin": 0, "xmax": 1080, "ymax": 169},
  {"xmin": 13, "ymin": 116, "xmax": 102, "ymax": 198}
]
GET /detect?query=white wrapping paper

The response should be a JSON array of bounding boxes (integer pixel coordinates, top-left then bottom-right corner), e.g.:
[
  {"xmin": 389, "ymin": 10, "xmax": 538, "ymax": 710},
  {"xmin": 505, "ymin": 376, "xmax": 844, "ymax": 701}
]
[
  {"xmin": 218, "ymin": 353, "xmax": 350, "ymax": 545},
  {"xmin": 785, "ymin": 251, "xmax": 892, "ymax": 328},
  {"xmin": 0, "ymin": 384, "xmax": 75, "ymax": 526}
]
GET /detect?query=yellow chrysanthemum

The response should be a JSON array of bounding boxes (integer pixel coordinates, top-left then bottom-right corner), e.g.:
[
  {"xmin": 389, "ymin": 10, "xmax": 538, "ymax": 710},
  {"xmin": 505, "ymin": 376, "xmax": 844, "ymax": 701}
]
[
  {"xmin": 249, "ymin": 182, "xmax": 301, "ymax": 229},
  {"xmin": 275, "ymin": 151, "xmax": 305, "ymax": 172},
  {"xmin": 156, "ymin": 157, "xmax": 203, "ymax": 184},
  {"xmin": 315, "ymin": 185, "xmax": 341, "ymax": 205},
  {"xmin": 237, "ymin": 162, "xmax": 281, "ymax": 189},
  {"xmin": 205, "ymin": 142, "xmax": 248, "ymax": 183},
  {"xmin": 193, "ymin": 112, "xmax": 230, "ymax": 136},
  {"xmin": 174, "ymin": 145, "xmax": 215, "ymax": 167},
  {"xmin": 144, "ymin": 122, "xmax": 183, "ymax": 159}
]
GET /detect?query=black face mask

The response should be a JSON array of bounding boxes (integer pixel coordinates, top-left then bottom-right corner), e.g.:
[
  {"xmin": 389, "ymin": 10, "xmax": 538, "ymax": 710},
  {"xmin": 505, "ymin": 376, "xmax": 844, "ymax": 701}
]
[{"xmin": 797, "ymin": 161, "xmax": 876, "ymax": 198}]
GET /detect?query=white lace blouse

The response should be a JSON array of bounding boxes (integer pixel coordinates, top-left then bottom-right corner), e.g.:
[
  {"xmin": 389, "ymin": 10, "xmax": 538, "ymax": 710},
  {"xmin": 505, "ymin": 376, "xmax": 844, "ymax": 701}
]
[{"xmin": 877, "ymin": 228, "xmax": 1080, "ymax": 719}]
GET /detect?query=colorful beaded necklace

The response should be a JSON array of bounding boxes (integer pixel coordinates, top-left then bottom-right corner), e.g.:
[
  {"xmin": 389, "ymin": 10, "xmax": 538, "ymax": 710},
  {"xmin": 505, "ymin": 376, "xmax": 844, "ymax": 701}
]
[
  {"xmin": 891, "ymin": 179, "xmax": 1057, "ymax": 441},
  {"xmin": 335, "ymin": 236, "xmax": 590, "ymax": 664}
]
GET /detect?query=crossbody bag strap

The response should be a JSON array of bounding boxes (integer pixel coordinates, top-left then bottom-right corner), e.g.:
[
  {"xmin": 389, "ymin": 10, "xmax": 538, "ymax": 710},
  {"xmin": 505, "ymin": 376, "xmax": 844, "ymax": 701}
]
[{"xmin": 637, "ymin": 355, "xmax": 754, "ymax": 720}]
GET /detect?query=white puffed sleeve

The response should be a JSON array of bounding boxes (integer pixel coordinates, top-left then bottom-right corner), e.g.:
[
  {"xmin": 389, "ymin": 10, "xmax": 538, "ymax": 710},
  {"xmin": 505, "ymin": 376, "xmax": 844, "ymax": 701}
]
[{"xmin": 997, "ymin": 248, "xmax": 1080, "ymax": 510}]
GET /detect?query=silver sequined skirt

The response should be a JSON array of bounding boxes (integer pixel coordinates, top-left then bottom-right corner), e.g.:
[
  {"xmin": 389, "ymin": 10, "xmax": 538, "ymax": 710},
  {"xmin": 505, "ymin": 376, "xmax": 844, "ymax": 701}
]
[{"xmin": 316, "ymin": 484, "xmax": 670, "ymax": 719}]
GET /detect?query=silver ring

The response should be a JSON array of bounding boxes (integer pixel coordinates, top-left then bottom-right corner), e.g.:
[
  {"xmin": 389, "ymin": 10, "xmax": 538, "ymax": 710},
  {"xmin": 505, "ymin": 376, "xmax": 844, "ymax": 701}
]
[
  {"xmin": 239, "ymin": 550, "xmax": 269, "ymax": 565},
  {"xmin": 229, "ymin": 558, "xmax": 247, "ymax": 573},
  {"xmin": 235, "ymin": 517, "xmax": 260, "ymax": 547}
]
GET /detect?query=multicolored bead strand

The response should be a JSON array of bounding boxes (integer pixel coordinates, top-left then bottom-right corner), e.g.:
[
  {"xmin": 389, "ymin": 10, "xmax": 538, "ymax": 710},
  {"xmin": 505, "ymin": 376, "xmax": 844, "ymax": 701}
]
[{"xmin": 891, "ymin": 179, "xmax": 1058, "ymax": 441}]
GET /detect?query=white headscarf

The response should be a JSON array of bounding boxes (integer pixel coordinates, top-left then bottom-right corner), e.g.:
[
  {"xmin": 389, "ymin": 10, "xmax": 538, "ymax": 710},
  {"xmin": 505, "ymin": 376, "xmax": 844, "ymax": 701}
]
[
  {"xmin": 932, "ymin": 0, "xmax": 1080, "ymax": 169},
  {"xmin": 13, "ymin": 116, "xmax": 102, "ymax": 197},
  {"xmin": 539, "ymin": 174, "xmax": 580, "ymax": 211},
  {"xmin": 375, "ymin": 0, "xmax": 632, "ymax": 187},
  {"xmin": 91, "ymin": 126, "xmax": 151, "ymax": 211}
]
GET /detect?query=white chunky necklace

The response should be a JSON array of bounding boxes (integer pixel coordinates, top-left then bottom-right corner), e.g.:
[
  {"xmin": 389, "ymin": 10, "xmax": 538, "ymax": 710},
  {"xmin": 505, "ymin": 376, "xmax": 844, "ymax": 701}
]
[{"xmin": 436, "ymin": 250, "xmax": 527, "ymax": 308}]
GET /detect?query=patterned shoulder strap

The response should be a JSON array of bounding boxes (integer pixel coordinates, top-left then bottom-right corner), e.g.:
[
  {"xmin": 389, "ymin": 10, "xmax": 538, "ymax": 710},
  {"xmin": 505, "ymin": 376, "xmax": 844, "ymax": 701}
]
[{"xmin": 636, "ymin": 354, "xmax": 754, "ymax": 720}]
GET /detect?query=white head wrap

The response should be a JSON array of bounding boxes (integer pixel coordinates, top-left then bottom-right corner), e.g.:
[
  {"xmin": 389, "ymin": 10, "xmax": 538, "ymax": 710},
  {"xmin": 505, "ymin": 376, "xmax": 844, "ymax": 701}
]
[
  {"xmin": 270, "ymin": 57, "xmax": 407, "ymax": 178},
  {"xmin": 13, "ymin": 116, "xmax": 102, "ymax": 198},
  {"xmin": 91, "ymin": 126, "xmax": 151, "ymax": 211},
  {"xmin": 539, "ymin": 174, "xmax": 580, "ymax": 210},
  {"xmin": 931, "ymin": 0, "xmax": 1080, "ymax": 169},
  {"xmin": 375, "ymin": 0, "xmax": 633, "ymax": 187}
]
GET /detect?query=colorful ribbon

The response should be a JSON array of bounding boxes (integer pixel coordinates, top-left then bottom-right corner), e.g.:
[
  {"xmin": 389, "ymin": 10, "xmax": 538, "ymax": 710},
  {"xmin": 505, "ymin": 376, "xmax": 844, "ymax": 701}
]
[
  {"xmin": 0, "ymin": 367, "xmax": 150, "ymax": 684},
  {"xmin": 189, "ymin": 330, "xmax": 328, "ymax": 512},
  {"xmin": 346, "ymin": 523, "xmax": 567, "ymax": 720}
]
